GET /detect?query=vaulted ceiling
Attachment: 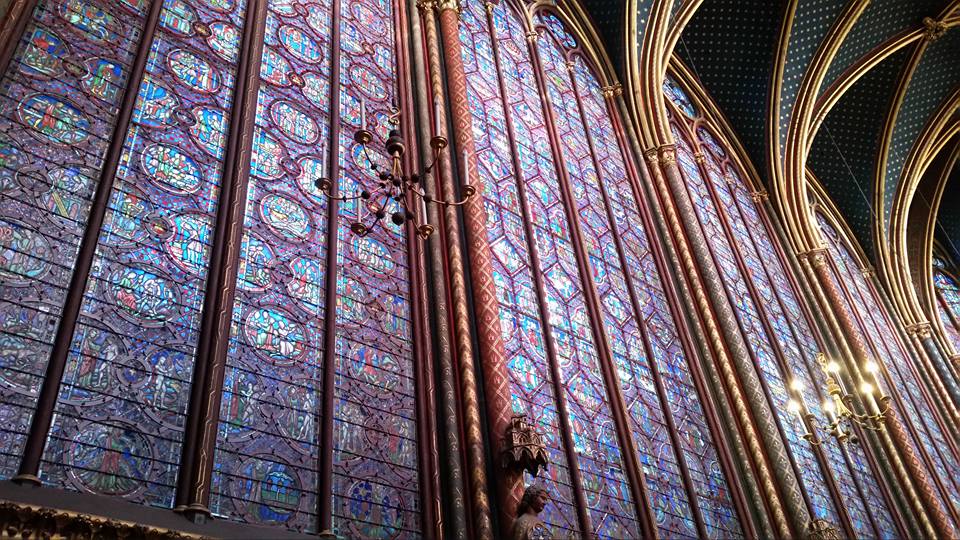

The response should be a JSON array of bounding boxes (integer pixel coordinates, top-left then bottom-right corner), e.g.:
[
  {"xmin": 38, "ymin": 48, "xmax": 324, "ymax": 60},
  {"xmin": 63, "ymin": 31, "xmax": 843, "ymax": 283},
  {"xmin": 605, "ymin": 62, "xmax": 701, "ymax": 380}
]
[{"xmin": 580, "ymin": 0, "xmax": 960, "ymax": 266}]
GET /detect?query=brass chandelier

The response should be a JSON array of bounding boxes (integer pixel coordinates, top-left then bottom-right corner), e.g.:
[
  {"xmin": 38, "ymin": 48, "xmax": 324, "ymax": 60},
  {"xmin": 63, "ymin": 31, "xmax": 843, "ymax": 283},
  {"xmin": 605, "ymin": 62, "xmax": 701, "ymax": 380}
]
[
  {"xmin": 787, "ymin": 354, "xmax": 892, "ymax": 446},
  {"xmin": 314, "ymin": 99, "xmax": 476, "ymax": 239}
]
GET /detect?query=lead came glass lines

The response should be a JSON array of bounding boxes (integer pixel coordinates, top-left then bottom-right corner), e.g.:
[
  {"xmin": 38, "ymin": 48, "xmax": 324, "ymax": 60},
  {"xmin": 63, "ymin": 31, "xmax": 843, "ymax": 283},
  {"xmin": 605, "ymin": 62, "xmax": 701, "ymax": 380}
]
[
  {"xmin": 0, "ymin": 0, "xmax": 147, "ymax": 479},
  {"xmin": 331, "ymin": 0, "xmax": 420, "ymax": 537},
  {"xmin": 461, "ymin": 2, "xmax": 583, "ymax": 535},
  {"xmin": 460, "ymin": 3, "xmax": 579, "ymax": 536},
  {"xmin": 539, "ymin": 21, "xmax": 686, "ymax": 538},
  {"xmin": 35, "ymin": 0, "xmax": 248, "ymax": 508},
  {"xmin": 672, "ymin": 126, "xmax": 842, "ymax": 524},
  {"xmin": 573, "ymin": 64, "xmax": 741, "ymax": 540},
  {"xmin": 698, "ymin": 135, "xmax": 895, "ymax": 536},
  {"xmin": 209, "ymin": 0, "xmax": 332, "ymax": 530}
]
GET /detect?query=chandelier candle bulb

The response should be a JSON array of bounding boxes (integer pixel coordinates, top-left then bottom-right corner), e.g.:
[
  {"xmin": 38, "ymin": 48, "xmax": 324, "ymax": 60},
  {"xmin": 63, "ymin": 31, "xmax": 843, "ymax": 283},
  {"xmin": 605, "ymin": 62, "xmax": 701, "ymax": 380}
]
[
  {"xmin": 860, "ymin": 382, "xmax": 874, "ymax": 396},
  {"xmin": 433, "ymin": 99, "xmax": 442, "ymax": 136},
  {"xmin": 789, "ymin": 379, "xmax": 804, "ymax": 394}
]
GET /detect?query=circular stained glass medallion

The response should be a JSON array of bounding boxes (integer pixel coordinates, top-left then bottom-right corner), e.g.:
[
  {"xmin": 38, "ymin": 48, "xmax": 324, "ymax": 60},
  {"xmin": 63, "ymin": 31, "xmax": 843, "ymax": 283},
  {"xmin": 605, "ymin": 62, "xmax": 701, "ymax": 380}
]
[
  {"xmin": 259, "ymin": 193, "xmax": 311, "ymax": 240},
  {"xmin": 108, "ymin": 266, "xmax": 178, "ymax": 325},
  {"xmin": 243, "ymin": 307, "xmax": 306, "ymax": 363},
  {"xmin": 345, "ymin": 480, "xmax": 403, "ymax": 538},
  {"xmin": 142, "ymin": 143, "xmax": 203, "ymax": 194},
  {"xmin": 20, "ymin": 27, "xmax": 68, "ymax": 77},
  {"xmin": 207, "ymin": 21, "xmax": 240, "ymax": 62},
  {"xmin": 59, "ymin": 0, "xmax": 118, "ymax": 42},
  {"xmin": 270, "ymin": 101, "xmax": 319, "ymax": 144},
  {"xmin": 234, "ymin": 457, "xmax": 301, "ymax": 524},
  {"xmin": 278, "ymin": 25, "xmax": 321, "ymax": 64},
  {"xmin": 168, "ymin": 49, "xmax": 221, "ymax": 93},
  {"xmin": 69, "ymin": 422, "xmax": 152, "ymax": 496},
  {"xmin": 350, "ymin": 236, "xmax": 395, "ymax": 275},
  {"xmin": 0, "ymin": 218, "xmax": 51, "ymax": 285},
  {"xmin": 18, "ymin": 94, "xmax": 90, "ymax": 145}
]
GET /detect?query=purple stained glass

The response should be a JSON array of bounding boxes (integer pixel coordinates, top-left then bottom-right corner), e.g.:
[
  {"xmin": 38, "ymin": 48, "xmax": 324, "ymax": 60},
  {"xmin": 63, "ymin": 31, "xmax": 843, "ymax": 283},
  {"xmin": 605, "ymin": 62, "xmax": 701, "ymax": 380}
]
[
  {"xmin": 0, "ymin": 0, "xmax": 147, "ymax": 479},
  {"xmin": 34, "ymin": 0, "xmax": 248, "ymax": 508},
  {"xmin": 209, "ymin": 0, "xmax": 331, "ymax": 531},
  {"xmin": 671, "ymin": 123, "xmax": 843, "ymax": 524},
  {"xmin": 702, "ymin": 149, "xmax": 896, "ymax": 536}
]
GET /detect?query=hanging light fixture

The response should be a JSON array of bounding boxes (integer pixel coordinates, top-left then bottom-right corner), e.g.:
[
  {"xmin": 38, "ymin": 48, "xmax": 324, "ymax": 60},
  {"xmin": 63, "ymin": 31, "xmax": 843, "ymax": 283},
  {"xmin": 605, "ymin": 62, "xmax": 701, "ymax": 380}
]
[
  {"xmin": 787, "ymin": 353, "xmax": 892, "ymax": 446},
  {"xmin": 313, "ymin": 99, "xmax": 476, "ymax": 239}
]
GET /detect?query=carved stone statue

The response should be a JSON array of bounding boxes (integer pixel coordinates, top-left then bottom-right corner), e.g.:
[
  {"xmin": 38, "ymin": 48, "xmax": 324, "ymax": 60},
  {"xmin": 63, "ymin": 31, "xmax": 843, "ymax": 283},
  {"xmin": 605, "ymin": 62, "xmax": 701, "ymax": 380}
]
[{"xmin": 510, "ymin": 485, "xmax": 551, "ymax": 540}]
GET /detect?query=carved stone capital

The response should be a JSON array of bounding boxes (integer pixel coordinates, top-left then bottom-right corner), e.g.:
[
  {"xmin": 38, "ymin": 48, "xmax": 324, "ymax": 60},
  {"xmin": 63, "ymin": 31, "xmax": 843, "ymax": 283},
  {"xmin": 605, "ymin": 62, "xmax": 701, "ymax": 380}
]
[
  {"xmin": 860, "ymin": 265, "xmax": 876, "ymax": 279},
  {"xmin": 798, "ymin": 247, "xmax": 830, "ymax": 268},
  {"xmin": 751, "ymin": 190, "xmax": 769, "ymax": 203},
  {"xmin": 659, "ymin": 145, "xmax": 677, "ymax": 165},
  {"xmin": 416, "ymin": 0, "xmax": 437, "ymax": 11},
  {"xmin": 922, "ymin": 17, "xmax": 948, "ymax": 41},
  {"xmin": 601, "ymin": 83, "xmax": 622, "ymax": 98},
  {"xmin": 525, "ymin": 30, "xmax": 539, "ymax": 43},
  {"xmin": 693, "ymin": 151, "xmax": 707, "ymax": 164},
  {"xmin": 642, "ymin": 147, "xmax": 659, "ymax": 164},
  {"xmin": 906, "ymin": 322, "xmax": 933, "ymax": 339}
]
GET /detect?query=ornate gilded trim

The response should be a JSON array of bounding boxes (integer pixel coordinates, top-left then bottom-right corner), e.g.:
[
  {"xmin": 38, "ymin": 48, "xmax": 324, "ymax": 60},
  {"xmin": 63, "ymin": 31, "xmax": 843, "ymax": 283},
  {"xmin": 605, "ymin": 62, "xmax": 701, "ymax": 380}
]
[
  {"xmin": 0, "ymin": 502, "xmax": 200, "ymax": 539},
  {"xmin": 922, "ymin": 17, "xmax": 948, "ymax": 42},
  {"xmin": 600, "ymin": 83, "xmax": 622, "ymax": 98},
  {"xmin": 906, "ymin": 321, "xmax": 934, "ymax": 340}
]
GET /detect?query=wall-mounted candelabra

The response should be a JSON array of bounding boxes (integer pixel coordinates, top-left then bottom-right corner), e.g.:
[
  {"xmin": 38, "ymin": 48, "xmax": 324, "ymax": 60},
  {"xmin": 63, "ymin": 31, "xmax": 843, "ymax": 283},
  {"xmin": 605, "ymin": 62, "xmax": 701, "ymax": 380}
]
[
  {"xmin": 314, "ymin": 99, "xmax": 476, "ymax": 239},
  {"xmin": 787, "ymin": 353, "xmax": 892, "ymax": 446}
]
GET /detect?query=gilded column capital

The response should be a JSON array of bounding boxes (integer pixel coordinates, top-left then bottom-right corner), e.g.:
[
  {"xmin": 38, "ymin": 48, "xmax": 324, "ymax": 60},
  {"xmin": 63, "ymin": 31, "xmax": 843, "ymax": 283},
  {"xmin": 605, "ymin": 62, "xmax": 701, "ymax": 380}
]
[
  {"xmin": 693, "ymin": 151, "xmax": 706, "ymax": 164},
  {"xmin": 805, "ymin": 519, "xmax": 843, "ymax": 540},
  {"xmin": 906, "ymin": 321, "xmax": 933, "ymax": 340},
  {"xmin": 565, "ymin": 60, "xmax": 575, "ymax": 72},
  {"xmin": 416, "ymin": 0, "xmax": 437, "ymax": 11},
  {"xmin": 798, "ymin": 247, "xmax": 830, "ymax": 268},
  {"xmin": 525, "ymin": 30, "xmax": 539, "ymax": 43},
  {"xmin": 750, "ymin": 190, "xmax": 769, "ymax": 203},
  {"xmin": 642, "ymin": 147, "xmax": 659, "ymax": 164},
  {"xmin": 437, "ymin": 0, "xmax": 461, "ymax": 13},
  {"xmin": 922, "ymin": 17, "xmax": 948, "ymax": 41},
  {"xmin": 659, "ymin": 144, "xmax": 677, "ymax": 165},
  {"xmin": 601, "ymin": 83, "xmax": 622, "ymax": 98},
  {"xmin": 860, "ymin": 265, "xmax": 876, "ymax": 279},
  {"xmin": 484, "ymin": 0, "xmax": 495, "ymax": 12}
]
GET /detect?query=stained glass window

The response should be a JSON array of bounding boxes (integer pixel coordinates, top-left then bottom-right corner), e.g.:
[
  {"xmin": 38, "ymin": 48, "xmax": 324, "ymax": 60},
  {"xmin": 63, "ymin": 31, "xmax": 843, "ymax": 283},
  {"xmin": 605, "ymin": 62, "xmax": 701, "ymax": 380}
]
[
  {"xmin": 818, "ymin": 212, "xmax": 960, "ymax": 525},
  {"xmin": 0, "ymin": 0, "xmax": 149, "ymax": 481},
  {"xmin": 461, "ymin": 4, "xmax": 743, "ymax": 538},
  {"xmin": 666, "ymin": 81, "xmax": 898, "ymax": 536},
  {"xmin": 0, "ymin": 0, "xmax": 424, "ymax": 534},
  {"xmin": 933, "ymin": 268, "xmax": 960, "ymax": 354}
]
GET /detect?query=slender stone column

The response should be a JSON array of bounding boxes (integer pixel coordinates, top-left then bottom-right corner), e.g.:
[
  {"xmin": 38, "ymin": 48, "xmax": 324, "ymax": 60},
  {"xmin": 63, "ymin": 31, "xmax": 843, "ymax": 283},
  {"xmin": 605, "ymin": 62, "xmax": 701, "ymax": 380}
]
[
  {"xmin": 434, "ymin": 1, "xmax": 519, "ymax": 535},
  {"xmin": 803, "ymin": 249, "xmax": 954, "ymax": 538},
  {"xmin": 409, "ymin": 1, "xmax": 469, "ymax": 537},
  {"xmin": 644, "ymin": 147, "xmax": 798, "ymax": 538},
  {"xmin": 175, "ymin": 0, "xmax": 267, "ymax": 518},
  {"xmin": 0, "ymin": 0, "xmax": 34, "ymax": 75}
]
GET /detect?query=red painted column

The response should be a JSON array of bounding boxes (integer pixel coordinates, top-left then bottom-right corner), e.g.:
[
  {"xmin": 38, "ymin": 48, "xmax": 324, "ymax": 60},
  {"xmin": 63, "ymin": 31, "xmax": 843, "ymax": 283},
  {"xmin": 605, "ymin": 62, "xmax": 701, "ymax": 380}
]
[{"xmin": 435, "ymin": 1, "xmax": 520, "ymax": 534}]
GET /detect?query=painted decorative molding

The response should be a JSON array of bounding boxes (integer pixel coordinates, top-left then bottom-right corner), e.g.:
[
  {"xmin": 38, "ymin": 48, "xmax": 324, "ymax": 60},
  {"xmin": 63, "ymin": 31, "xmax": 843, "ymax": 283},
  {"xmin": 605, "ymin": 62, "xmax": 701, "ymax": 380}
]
[
  {"xmin": 0, "ymin": 502, "xmax": 199, "ymax": 539},
  {"xmin": 501, "ymin": 414, "xmax": 549, "ymax": 477},
  {"xmin": 905, "ymin": 321, "xmax": 933, "ymax": 339},
  {"xmin": 922, "ymin": 17, "xmax": 948, "ymax": 42},
  {"xmin": 805, "ymin": 519, "xmax": 843, "ymax": 540},
  {"xmin": 601, "ymin": 83, "xmax": 622, "ymax": 98}
]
